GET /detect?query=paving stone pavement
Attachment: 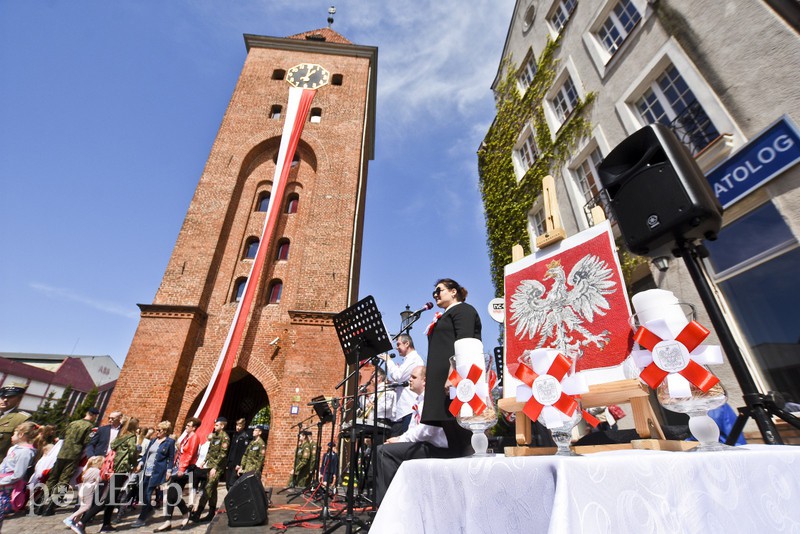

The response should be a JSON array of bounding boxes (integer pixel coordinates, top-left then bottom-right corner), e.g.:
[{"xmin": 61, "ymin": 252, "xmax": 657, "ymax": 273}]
[{"xmin": 2, "ymin": 484, "xmax": 374, "ymax": 534}]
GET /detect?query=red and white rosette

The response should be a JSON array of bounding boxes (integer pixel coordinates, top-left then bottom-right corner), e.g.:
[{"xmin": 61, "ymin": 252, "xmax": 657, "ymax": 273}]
[
  {"xmin": 448, "ymin": 338, "xmax": 491, "ymax": 418},
  {"xmin": 513, "ymin": 349, "xmax": 594, "ymax": 429},
  {"xmin": 631, "ymin": 318, "xmax": 722, "ymax": 398}
]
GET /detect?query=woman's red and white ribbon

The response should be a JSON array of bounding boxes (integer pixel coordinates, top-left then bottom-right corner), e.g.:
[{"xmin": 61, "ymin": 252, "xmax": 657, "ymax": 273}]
[
  {"xmin": 632, "ymin": 318, "xmax": 722, "ymax": 398},
  {"xmin": 513, "ymin": 349, "xmax": 591, "ymax": 429},
  {"xmin": 448, "ymin": 364, "xmax": 488, "ymax": 417},
  {"xmin": 425, "ymin": 312, "xmax": 442, "ymax": 336}
]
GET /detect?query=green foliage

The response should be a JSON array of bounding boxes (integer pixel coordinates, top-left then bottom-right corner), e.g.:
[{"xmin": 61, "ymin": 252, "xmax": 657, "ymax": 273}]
[
  {"xmin": 478, "ymin": 37, "xmax": 596, "ymax": 294},
  {"xmin": 32, "ymin": 385, "xmax": 74, "ymax": 436},
  {"xmin": 252, "ymin": 405, "xmax": 271, "ymax": 427},
  {"xmin": 70, "ymin": 388, "xmax": 99, "ymax": 423}
]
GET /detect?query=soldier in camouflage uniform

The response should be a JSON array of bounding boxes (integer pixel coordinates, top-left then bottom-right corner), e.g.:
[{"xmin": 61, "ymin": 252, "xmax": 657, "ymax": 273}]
[
  {"xmin": 237, "ymin": 425, "xmax": 266, "ymax": 477},
  {"xmin": 0, "ymin": 384, "xmax": 31, "ymax": 460},
  {"xmin": 192, "ymin": 417, "xmax": 229, "ymax": 523},
  {"xmin": 41, "ymin": 407, "xmax": 99, "ymax": 515},
  {"xmin": 293, "ymin": 431, "xmax": 314, "ymax": 488}
]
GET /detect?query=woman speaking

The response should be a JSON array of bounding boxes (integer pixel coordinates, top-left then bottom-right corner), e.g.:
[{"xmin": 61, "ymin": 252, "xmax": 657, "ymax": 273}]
[{"xmin": 421, "ymin": 278, "xmax": 482, "ymax": 457}]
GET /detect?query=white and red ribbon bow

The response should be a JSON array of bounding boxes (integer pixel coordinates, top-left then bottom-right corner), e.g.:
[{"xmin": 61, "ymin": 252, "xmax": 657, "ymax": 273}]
[
  {"xmin": 448, "ymin": 364, "xmax": 488, "ymax": 417},
  {"xmin": 631, "ymin": 318, "xmax": 722, "ymax": 398},
  {"xmin": 425, "ymin": 312, "xmax": 442, "ymax": 336},
  {"xmin": 513, "ymin": 349, "xmax": 595, "ymax": 429}
]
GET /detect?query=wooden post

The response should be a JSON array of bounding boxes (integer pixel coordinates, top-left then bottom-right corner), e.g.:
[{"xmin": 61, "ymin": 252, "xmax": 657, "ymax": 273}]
[
  {"xmin": 510, "ymin": 244, "xmax": 532, "ymax": 446},
  {"xmin": 535, "ymin": 175, "xmax": 566, "ymax": 249}
]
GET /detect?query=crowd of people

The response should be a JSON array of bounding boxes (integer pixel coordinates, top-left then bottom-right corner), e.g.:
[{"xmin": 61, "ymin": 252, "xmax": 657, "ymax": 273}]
[{"xmin": 0, "ymin": 388, "xmax": 268, "ymax": 534}]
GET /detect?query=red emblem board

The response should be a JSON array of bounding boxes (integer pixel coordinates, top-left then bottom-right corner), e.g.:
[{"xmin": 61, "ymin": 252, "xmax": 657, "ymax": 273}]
[{"xmin": 503, "ymin": 222, "xmax": 633, "ymax": 392}]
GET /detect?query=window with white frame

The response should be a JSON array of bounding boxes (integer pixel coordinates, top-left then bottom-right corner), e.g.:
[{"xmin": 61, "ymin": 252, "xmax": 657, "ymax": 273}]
[
  {"xmin": 634, "ymin": 64, "xmax": 720, "ymax": 154},
  {"xmin": 596, "ymin": 0, "xmax": 641, "ymax": 55},
  {"xmin": 531, "ymin": 207, "xmax": 547, "ymax": 236},
  {"xmin": 574, "ymin": 147, "xmax": 603, "ymax": 203},
  {"xmin": 514, "ymin": 128, "xmax": 538, "ymax": 177},
  {"xmin": 517, "ymin": 50, "xmax": 538, "ymax": 92},
  {"xmin": 550, "ymin": 0, "xmax": 578, "ymax": 33},
  {"xmin": 552, "ymin": 74, "xmax": 579, "ymax": 123}
]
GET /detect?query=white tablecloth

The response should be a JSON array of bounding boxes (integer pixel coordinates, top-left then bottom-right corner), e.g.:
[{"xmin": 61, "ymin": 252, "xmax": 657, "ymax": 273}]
[{"xmin": 370, "ymin": 445, "xmax": 800, "ymax": 533}]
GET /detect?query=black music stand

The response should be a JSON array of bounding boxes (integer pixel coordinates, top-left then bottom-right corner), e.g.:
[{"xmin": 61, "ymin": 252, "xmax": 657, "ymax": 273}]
[{"xmin": 325, "ymin": 296, "xmax": 391, "ymax": 534}]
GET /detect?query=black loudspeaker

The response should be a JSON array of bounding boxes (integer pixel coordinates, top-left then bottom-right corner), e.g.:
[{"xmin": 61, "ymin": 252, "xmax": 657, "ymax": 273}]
[
  {"xmin": 597, "ymin": 123, "xmax": 722, "ymax": 257},
  {"xmin": 224, "ymin": 471, "xmax": 268, "ymax": 527}
]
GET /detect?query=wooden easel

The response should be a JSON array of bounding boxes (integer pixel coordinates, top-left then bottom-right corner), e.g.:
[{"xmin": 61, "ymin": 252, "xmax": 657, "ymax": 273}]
[{"xmin": 498, "ymin": 183, "xmax": 695, "ymax": 454}]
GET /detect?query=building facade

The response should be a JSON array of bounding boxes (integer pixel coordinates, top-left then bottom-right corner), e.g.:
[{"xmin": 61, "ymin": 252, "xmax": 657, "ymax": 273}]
[
  {"xmin": 107, "ymin": 28, "xmax": 377, "ymax": 482},
  {"xmin": 0, "ymin": 352, "xmax": 118, "ymax": 416},
  {"xmin": 483, "ymin": 0, "xmax": 800, "ymax": 423}
]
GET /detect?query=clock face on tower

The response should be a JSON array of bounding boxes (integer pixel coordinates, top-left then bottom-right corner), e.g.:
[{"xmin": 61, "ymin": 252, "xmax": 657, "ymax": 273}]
[{"xmin": 286, "ymin": 63, "xmax": 330, "ymax": 89}]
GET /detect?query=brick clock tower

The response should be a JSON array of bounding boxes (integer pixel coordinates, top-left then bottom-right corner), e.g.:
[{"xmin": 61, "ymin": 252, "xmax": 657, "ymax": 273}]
[{"xmin": 108, "ymin": 28, "xmax": 377, "ymax": 483}]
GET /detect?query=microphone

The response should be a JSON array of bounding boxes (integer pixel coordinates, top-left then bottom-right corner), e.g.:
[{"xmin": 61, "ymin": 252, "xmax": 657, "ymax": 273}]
[
  {"xmin": 386, "ymin": 381, "xmax": 409, "ymax": 388},
  {"xmin": 411, "ymin": 302, "xmax": 434, "ymax": 317}
]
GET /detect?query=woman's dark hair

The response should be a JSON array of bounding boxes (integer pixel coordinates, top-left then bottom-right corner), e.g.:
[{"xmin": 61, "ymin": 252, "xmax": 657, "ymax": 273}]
[{"xmin": 436, "ymin": 278, "xmax": 468, "ymax": 302}]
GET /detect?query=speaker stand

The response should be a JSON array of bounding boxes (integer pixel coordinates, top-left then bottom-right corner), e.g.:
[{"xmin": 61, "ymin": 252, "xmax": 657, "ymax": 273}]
[{"xmin": 676, "ymin": 241, "xmax": 800, "ymax": 444}]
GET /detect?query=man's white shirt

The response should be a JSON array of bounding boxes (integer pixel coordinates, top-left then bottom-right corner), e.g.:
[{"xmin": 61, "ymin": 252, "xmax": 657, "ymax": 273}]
[
  {"xmin": 385, "ymin": 349, "xmax": 424, "ymax": 421},
  {"xmin": 395, "ymin": 392, "xmax": 447, "ymax": 448}
]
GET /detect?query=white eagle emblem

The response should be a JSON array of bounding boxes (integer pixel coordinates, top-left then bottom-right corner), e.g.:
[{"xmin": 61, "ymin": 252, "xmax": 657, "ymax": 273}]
[{"xmin": 509, "ymin": 255, "xmax": 617, "ymax": 361}]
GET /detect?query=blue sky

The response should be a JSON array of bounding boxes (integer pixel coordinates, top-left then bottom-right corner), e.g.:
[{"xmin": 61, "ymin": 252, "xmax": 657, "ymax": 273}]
[{"xmin": 0, "ymin": 1, "xmax": 515, "ymax": 365}]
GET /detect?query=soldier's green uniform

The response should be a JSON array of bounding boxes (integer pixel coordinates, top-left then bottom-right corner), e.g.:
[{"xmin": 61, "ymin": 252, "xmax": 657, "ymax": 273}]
[
  {"xmin": 46, "ymin": 416, "xmax": 96, "ymax": 495},
  {"xmin": 202, "ymin": 428, "xmax": 229, "ymax": 516},
  {"xmin": 0, "ymin": 408, "xmax": 31, "ymax": 459},
  {"xmin": 293, "ymin": 436, "xmax": 314, "ymax": 488},
  {"xmin": 239, "ymin": 435, "xmax": 266, "ymax": 474}
]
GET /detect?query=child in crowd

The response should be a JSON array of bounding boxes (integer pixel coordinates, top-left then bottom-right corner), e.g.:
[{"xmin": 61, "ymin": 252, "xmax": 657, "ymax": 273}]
[
  {"xmin": 0, "ymin": 422, "xmax": 38, "ymax": 518},
  {"xmin": 63, "ymin": 455, "xmax": 104, "ymax": 534}
]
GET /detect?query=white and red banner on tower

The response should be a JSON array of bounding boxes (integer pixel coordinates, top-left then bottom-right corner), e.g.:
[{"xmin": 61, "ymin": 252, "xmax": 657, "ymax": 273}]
[{"xmin": 192, "ymin": 86, "xmax": 317, "ymax": 440}]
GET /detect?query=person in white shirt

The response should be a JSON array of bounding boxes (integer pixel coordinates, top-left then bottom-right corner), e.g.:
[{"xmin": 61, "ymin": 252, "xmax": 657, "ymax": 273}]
[
  {"xmin": 379, "ymin": 334, "xmax": 424, "ymax": 437},
  {"xmin": 360, "ymin": 366, "xmax": 396, "ymax": 427},
  {"xmin": 375, "ymin": 365, "xmax": 447, "ymax": 507}
]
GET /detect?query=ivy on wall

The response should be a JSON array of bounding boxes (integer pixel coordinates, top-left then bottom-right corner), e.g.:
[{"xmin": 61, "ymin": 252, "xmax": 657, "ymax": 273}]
[{"xmin": 478, "ymin": 37, "xmax": 596, "ymax": 295}]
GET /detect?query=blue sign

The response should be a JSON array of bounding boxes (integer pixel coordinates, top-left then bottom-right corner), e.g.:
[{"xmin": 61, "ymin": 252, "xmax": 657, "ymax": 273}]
[{"xmin": 706, "ymin": 116, "xmax": 800, "ymax": 209}]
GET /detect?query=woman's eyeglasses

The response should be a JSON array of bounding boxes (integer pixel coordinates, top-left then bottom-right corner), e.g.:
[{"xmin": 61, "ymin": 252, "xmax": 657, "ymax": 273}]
[{"xmin": 432, "ymin": 287, "xmax": 443, "ymax": 298}]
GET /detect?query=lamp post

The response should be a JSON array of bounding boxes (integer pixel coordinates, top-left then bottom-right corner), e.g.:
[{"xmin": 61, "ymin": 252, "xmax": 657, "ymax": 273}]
[{"xmin": 400, "ymin": 305, "xmax": 414, "ymax": 333}]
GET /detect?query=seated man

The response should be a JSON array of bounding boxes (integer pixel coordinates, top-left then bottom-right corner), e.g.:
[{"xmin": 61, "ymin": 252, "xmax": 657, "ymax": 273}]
[{"xmin": 375, "ymin": 365, "xmax": 447, "ymax": 507}]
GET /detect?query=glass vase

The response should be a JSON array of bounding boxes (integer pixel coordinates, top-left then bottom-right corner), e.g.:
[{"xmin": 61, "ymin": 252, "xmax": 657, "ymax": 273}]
[
  {"xmin": 449, "ymin": 353, "xmax": 498, "ymax": 456},
  {"xmin": 630, "ymin": 302, "xmax": 731, "ymax": 452},
  {"xmin": 519, "ymin": 351, "xmax": 583, "ymax": 456}
]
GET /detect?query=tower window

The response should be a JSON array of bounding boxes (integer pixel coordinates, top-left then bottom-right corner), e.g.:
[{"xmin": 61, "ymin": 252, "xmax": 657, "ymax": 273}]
[
  {"xmin": 285, "ymin": 193, "xmax": 299, "ymax": 214},
  {"xmin": 272, "ymin": 69, "xmax": 286, "ymax": 81},
  {"xmin": 270, "ymin": 105, "xmax": 282, "ymax": 119},
  {"xmin": 232, "ymin": 278, "xmax": 247, "ymax": 303},
  {"xmin": 276, "ymin": 239, "xmax": 290, "ymax": 261},
  {"xmin": 256, "ymin": 192, "xmax": 271, "ymax": 212},
  {"xmin": 310, "ymin": 108, "xmax": 322, "ymax": 124},
  {"xmin": 267, "ymin": 280, "xmax": 283, "ymax": 304},
  {"xmin": 331, "ymin": 74, "xmax": 344, "ymax": 86},
  {"xmin": 274, "ymin": 152, "xmax": 301, "ymax": 167},
  {"xmin": 243, "ymin": 237, "xmax": 259, "ymax": 259}
]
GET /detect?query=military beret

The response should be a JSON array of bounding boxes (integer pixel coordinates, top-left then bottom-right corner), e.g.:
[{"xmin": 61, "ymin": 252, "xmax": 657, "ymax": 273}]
[
  {"xmin": 256, "ymin": 424, "xmax": 269, "ymax": 431},
  {"xmin": 215, "ymin": 417, "xmax": 228, "ymax": 423},
  {"xmin": 301, "ymin": 430, "xmax": 313, "ymax": 436},
  {"xmin": 0, "ymin": 384, "xmax": 27, "ymax": 398},
  {"xmin": 87, "ymin": 407, "xmax": 100, "ymax": 415}
]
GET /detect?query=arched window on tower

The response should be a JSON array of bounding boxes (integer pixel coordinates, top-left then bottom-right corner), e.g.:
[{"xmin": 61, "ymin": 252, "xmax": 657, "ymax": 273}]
[
  {"xmin": 243, "ymin": 237, "xmax": 259, "ymax": 259},
  {"xmin": 256, "ymin": 192, "xmax": 271, "ymax": 212},
  {"xmin": 286, "ymin": 193, "xmax": 299, "ymax": 214},
  {"xmin": 232, "ymin": 277, "xmax": 247, "ymax": 303},
  {"xmin": 273, "ymin": 152, "xmax": 301, "ymax": 168},
  {"xmin": 270, "ymin": 105, "xmax": 282, "ymax": 119},
  {"xmin": 267, "ymin": 280, "xmax": 283, "ymax": 304},
  {"xmin": 276, "ymin": 239, "xmax": 290, "ymax": 261},
  {"xmin": 310, "ymin": 108, "xmax": 322, "ymax": 124}
]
